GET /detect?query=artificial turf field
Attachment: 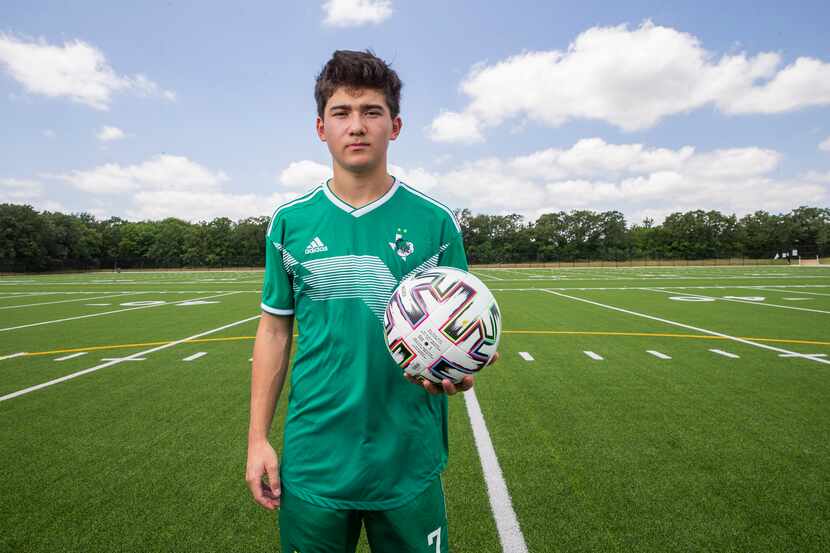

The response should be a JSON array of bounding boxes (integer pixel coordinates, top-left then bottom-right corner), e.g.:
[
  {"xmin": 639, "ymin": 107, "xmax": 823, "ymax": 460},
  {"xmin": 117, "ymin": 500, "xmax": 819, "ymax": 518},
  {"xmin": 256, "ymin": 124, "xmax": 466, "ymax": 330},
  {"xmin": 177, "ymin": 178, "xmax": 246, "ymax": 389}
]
[{"xmin": 1, "ymin": 265, "xmax": 829, "ymax": 553}]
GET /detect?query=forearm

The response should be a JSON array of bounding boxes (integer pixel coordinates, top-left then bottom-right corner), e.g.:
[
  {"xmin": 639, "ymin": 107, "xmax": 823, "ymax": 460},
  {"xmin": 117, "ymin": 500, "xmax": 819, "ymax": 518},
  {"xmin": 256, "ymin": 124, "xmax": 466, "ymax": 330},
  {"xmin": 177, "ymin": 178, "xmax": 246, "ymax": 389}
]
[{"xmin": 248, "ymin": 314, "xmax": 293, "ymax": 444}]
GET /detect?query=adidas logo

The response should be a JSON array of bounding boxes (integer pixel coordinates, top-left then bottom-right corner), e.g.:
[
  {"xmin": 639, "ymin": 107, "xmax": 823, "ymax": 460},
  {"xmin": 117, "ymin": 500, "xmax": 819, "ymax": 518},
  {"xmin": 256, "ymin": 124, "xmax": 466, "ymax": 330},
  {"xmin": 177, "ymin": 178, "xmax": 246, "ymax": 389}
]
[{"xmin": 304, "ymin": 236, "xmax": 328, "ymax": 255}]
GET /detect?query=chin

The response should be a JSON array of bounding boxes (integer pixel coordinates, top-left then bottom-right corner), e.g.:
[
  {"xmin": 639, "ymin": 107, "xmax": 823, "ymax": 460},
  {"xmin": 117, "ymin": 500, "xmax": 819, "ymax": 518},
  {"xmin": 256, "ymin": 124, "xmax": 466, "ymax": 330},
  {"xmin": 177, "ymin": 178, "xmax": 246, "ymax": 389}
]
[{"xmin": 341, "ymin": 160, "xmax": 378, "ymax": 174}]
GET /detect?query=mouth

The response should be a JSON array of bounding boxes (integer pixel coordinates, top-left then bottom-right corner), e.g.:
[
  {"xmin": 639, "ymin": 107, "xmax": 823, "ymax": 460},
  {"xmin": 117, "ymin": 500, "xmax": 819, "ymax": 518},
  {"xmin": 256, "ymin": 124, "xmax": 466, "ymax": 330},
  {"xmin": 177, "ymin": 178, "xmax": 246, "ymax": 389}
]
[{"xmin": 347, "ymin": 142, "xmax": 369, "ymax": 150}]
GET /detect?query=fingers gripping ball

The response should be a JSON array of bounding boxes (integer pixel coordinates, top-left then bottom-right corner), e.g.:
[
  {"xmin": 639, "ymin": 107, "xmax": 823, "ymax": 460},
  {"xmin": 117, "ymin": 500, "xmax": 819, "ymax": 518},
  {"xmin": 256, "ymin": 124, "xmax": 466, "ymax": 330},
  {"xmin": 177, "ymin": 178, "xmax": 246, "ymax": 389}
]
[{"xmin": 384, "ymin": 267, "xmax": 501, "ymax": 384}]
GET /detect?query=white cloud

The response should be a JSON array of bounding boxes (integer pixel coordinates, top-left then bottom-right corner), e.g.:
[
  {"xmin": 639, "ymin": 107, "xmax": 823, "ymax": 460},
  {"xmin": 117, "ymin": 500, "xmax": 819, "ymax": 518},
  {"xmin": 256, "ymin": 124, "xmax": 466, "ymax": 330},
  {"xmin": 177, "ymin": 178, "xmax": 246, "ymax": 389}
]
[
  {"xmin": 54, "ymin": 155, "xmax": 229, "ymax": 194},
  {"xmin": 804, "ymin": 170, "xmax": 830, "ymax": 183},
  {"xmin": 50, "ymin": 155, "xmax": 297, "ymax": 221},
  {"xmin": 429, "ymin": 21, "xmax": 830, "ymax": 142},
  {"xmin": 389, "ymin": 164, "xmax": 442, "ymax": 192},
  {"xmin": 0, "ymin": 178, "xmax": 65, "ymax": 211},
  {"xmin": 0, "ymin": 33, "xmax": 175, "ymax": 110},
  {"xmin": 508, "ymin": 138, "xmax": 695, "ymax": 179},
  {"xmin": 1, "ymin": 178, "xmax": 41, "ymax": 199},
  {"xmin": 125, "ymin": 190, "xmax": 295, "ymax": 222},
  {"xmin": 322, "ymin": 0, "xmax": 392, "ymax": 27},
  {"xmin": 43, "ymin": 129, "xmax": 56, "ymax": 139},
  {"xmin": 279, "ymin": 160, "xmax": 331, "ymax": 188},
  {"xmin": 384, "ymin": 138, "xmax": 828, "ymax": 224},
  {"xmin": 820, "ymin": 136, "xmax": 830, "ymax": 152},
  {"xmin": 96, "ymin": 126, "xmax": 126, "ymax": 142},
  {"xmin": 685, "ymin": 148, "xmax": 781, "ymax": 178},
  {"xmin": 427, "ymin": 111, "xmax": 484, "ymax": 144}
]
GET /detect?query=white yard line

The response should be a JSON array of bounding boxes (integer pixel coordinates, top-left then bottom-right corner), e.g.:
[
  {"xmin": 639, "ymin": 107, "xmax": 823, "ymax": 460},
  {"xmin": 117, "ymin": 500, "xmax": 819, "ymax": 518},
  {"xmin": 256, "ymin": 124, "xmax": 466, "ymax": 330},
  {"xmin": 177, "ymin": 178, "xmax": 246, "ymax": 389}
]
[
  {"xmin": 464, "ymin": 389, "xmax": 529, "ymax": 553},
  {"xmin": 183, "ymin": 352, "xmax": 207, "ymax": 362},
  {"xmin": 518, "ymin": 352, "xmax": 534, "ymax": 361},
  {"xmin": 647, "ymin": 350, "xmax": 672, "ymax": 360},
  {"xmin": 0, "ymin": 291, "xmax": 242, "ymax": 333},
  {"xmin": 487, "ymin": 288, "xmax": 543, "ymax": 292},
  {"xmin": 709, "ymin": 349, "xmax": 740, "ymax": 359},
  {"xmin": 583, "ymin": 351, "xmax": 604, "ymax": 360},
  {"xmin": 55, "ymin": 352, "xmax": 88, "ymax": 361},
  {"xmin": 0, "ymin": 352, "xmax": 27, "ymax": 361},
  {"xmin": 748, "ymin": 286, "xmax": 830, "ymax": 298},
  {"xmin": 643, "ymin": 288, "xmax": 830, "ymax": 315},
  {"xmin": 0, "ymin": 292, "xmax": 143, "ymax": 311},
  {"xmin": 539, "ymin": 289, "xmax": 830, "ymax": 366},
  {"xmin": 0, "ymin": 314, "xmax": 261, "ymax": 402},
  {"xmin": 0, "ymin": 292, "xmax": 61, "ymax": 299},
  {"xmin": 496, "ymin": 269, "xmax": 534, "ymax": 278},
  {"xmin": 474, "ymin": 269, "xmax": 505, "ymax": 281}
]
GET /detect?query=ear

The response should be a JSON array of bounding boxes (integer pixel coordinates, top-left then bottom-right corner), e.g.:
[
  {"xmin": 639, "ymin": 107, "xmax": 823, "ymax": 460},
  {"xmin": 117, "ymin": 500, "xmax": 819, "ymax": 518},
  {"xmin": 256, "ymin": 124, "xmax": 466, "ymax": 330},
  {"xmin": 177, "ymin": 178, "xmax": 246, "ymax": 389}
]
[
  {"xmin": 316, "ymin": 116, "xmax": 326, "ymax": 142},
  {"xmin": 389, "ymin": 116, "xmax": 402, "ymax": 141}
]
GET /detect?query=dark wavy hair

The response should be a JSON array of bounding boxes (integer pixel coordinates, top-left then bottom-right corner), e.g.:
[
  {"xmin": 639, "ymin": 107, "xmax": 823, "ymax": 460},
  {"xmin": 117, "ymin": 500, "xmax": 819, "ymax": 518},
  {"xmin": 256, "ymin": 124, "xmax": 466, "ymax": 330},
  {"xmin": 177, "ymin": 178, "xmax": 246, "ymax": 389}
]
[{"xmin": 314, "ymin": 50, "xmax": 402, "ymax": 118}]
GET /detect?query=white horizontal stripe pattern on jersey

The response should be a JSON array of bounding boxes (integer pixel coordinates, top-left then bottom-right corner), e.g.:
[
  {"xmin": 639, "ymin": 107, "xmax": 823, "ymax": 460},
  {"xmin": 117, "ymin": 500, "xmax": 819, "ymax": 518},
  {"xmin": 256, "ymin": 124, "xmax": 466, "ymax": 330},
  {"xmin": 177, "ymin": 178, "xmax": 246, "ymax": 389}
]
[{"xmin": 300, "ymin": 255, "xmax": 397, "ymax": 320}]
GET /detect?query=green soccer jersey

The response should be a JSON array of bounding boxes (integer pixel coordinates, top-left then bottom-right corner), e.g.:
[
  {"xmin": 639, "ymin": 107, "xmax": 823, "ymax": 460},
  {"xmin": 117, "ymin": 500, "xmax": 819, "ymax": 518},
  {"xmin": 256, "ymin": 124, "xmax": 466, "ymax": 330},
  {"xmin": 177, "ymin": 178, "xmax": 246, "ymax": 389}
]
[{"xmin": 261, "ymin": 177, "xmax": 468, "ymax": 510}]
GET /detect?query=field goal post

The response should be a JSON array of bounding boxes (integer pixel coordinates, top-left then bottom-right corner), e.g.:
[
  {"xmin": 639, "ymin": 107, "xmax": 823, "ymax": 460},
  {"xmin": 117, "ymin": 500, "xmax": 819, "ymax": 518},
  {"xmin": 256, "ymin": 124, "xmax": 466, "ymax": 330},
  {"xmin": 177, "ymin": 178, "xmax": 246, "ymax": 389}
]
[
  {"xmin": 795, "ymin": 244, "xmax": 821, "ymax": 266},
  {"xmin": 799, "ymin": 256, "xmax": 820, "ymax": 266}
]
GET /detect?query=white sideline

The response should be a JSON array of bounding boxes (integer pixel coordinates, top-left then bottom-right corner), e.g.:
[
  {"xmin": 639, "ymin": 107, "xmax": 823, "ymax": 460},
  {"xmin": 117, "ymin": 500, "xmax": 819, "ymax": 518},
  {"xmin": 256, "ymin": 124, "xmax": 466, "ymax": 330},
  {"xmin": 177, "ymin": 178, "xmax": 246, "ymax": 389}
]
[
  {"xmin": 748, "ymin": 286, "xmax": 830, "ymax": 298},
  {"xmin": 540, "ymin": 289, "xmax": 830, "ymax": 366},
  {"xmin": 643, "ymin": 287, "xmax": 830, "ymax": 315},
  {"xmin": 0, "ymin": 292, "xmax": 143, "ymax": 311},
  {"xmin": 464, "ymin": 389, "xmax": 529, "ymax": 553},
  {"xmin": 0, "ymin": 291, "xmax": 241, "ymax": 333},
  {"xmin": 0, "ymin": 314, "xmax": 261, "ymax": 402}
]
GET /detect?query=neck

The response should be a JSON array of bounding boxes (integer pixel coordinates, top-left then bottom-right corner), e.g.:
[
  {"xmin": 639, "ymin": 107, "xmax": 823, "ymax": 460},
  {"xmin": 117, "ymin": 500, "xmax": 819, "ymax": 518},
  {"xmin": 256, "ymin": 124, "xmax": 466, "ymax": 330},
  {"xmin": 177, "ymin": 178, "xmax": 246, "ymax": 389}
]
[{"xmin": 329, "ymin": 161, "xmax": 393, "ymax": 208}]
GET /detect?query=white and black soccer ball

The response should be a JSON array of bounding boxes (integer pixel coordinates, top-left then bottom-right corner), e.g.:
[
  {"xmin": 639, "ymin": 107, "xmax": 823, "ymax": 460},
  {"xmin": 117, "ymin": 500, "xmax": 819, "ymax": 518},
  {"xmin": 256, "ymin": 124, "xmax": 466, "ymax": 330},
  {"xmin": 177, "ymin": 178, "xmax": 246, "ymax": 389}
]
[{"xmin": 383, "ymin": 267, "xmax": 501, "ymax": 384}]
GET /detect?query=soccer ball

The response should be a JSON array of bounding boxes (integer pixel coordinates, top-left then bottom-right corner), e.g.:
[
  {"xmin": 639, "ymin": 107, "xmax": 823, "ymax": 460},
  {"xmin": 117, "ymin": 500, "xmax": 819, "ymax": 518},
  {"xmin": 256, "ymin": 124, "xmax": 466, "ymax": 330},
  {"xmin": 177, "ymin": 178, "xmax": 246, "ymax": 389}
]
[{"xmin": 383, "ymin": 267, "xmax": 501, "ymax": 384}]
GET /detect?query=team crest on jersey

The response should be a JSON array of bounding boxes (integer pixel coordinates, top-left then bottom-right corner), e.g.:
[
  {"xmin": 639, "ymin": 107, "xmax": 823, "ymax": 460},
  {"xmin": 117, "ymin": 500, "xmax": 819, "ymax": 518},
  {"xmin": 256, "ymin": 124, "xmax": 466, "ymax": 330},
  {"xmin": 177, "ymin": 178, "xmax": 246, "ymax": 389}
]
[{"xmin": 388, "ymin": 227, "xmax": 414, "ymax": 261}]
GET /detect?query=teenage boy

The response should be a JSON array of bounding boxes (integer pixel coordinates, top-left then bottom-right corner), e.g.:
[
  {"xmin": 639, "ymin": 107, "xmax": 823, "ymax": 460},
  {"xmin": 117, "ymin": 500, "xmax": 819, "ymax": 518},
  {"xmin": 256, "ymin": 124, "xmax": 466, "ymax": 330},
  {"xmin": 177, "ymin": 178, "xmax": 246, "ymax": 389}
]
[{"xmin": 246, "ymin": 50, "xmax": 485, "ymax": 553}]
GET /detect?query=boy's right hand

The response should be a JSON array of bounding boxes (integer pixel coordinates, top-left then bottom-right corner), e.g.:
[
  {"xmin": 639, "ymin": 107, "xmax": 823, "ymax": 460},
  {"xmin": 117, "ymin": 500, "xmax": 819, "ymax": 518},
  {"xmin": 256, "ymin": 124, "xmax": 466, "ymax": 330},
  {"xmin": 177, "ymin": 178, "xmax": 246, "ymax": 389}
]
[{"xmin": 246, "ymin": 440, "xmax": 281, "ymax": 510}]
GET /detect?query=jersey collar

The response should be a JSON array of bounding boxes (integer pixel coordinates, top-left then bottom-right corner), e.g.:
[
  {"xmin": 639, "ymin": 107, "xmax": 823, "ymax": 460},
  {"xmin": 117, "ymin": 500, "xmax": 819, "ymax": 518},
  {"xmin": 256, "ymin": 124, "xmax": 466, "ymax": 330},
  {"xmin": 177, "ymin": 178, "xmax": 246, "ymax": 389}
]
[{"xmin": 323, "ymin": 177, "xmax": 400, "ymax": 218}]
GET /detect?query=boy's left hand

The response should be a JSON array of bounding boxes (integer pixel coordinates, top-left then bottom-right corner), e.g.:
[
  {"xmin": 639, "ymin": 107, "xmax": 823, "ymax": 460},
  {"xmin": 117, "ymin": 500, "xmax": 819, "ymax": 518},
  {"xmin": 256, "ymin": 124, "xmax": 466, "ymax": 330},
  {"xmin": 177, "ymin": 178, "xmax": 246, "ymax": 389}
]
[{"xmin": 404, "ymin": 352, "xmax": 499, "ymax": 396}]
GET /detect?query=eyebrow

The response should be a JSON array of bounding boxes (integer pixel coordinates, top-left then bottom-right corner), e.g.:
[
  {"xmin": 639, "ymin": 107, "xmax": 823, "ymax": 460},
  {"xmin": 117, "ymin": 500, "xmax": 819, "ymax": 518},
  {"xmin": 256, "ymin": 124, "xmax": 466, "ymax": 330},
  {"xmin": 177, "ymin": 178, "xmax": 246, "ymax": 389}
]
[{"xmin": 328, "ymin": 103, "xmax": 387, "ymax": 112}]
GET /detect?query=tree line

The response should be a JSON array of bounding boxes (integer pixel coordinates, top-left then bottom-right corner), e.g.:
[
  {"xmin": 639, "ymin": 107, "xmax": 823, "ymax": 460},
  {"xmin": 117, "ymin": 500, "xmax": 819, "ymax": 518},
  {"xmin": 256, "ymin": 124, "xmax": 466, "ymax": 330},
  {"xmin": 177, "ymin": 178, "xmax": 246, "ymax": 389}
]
[
  {"xmin": 456, "ymin": 206, "xmax": 829, "ymax": 264},
  {"xmin": 0, "ymin": 203, "xmax": 828, "ymax": 272}
]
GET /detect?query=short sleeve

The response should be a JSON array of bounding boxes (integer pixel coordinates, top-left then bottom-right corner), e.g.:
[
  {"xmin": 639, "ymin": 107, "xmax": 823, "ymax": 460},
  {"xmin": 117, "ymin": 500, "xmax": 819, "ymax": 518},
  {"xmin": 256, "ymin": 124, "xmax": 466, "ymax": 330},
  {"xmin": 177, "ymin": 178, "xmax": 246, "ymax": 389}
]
[
  {"xmin": 437, "ymin": 216, "xmax": 468, "ymax": 271},
  {"xmin": 261, "ymin": 217, "xmax": 295, "ymax": 316}
]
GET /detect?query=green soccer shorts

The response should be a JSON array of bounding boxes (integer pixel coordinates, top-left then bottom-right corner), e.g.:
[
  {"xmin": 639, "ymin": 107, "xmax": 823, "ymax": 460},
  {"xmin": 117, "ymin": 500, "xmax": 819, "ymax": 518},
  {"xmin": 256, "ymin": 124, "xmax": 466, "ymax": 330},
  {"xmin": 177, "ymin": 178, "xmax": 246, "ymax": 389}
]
[{"xmin": 278, "ymin": 476, "xmax": 449, "ymax": 553}]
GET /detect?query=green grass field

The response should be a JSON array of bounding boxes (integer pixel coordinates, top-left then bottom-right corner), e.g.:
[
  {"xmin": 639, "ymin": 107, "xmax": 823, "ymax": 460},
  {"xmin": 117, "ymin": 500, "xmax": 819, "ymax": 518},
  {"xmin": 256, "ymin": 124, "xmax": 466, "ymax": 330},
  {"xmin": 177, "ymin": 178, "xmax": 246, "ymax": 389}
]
[{"xmin": 1, "ymin": 266, "xmax": 829, "ymax": 552}]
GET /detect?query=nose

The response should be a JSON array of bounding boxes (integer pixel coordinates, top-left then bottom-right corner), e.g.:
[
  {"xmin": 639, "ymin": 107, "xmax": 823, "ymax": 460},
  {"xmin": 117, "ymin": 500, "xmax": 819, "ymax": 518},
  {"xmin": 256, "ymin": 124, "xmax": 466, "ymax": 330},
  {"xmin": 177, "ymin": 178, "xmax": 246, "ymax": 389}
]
[{"xmin": 347, "ymin": 112, "xmax": 366, "ymax": 135}]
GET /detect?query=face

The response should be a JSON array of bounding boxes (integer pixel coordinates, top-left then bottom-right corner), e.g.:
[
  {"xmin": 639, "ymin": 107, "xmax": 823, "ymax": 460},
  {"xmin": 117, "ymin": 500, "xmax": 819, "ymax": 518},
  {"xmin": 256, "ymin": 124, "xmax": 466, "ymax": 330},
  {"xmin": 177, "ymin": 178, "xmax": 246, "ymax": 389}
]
[{"xmin": 316, "ymin": 87, "xmax": 402, "ymax": 175}]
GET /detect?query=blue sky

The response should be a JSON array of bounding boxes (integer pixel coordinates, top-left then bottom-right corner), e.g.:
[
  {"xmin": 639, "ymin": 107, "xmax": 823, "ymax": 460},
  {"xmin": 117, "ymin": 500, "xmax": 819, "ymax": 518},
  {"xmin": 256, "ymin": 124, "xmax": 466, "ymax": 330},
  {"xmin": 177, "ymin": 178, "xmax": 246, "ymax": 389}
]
[{"xmin": 1, "ymin": 0, "xmax": 829, "ymax": 224}]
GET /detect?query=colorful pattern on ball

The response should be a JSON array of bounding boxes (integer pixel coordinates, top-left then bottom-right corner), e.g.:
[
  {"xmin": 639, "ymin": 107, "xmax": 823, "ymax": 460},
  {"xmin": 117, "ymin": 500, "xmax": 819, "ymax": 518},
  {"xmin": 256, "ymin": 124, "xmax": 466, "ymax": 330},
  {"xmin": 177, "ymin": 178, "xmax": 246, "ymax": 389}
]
[{"xmin": 383, "ymin": 267, "xmax": 501, "ymax": 384}]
